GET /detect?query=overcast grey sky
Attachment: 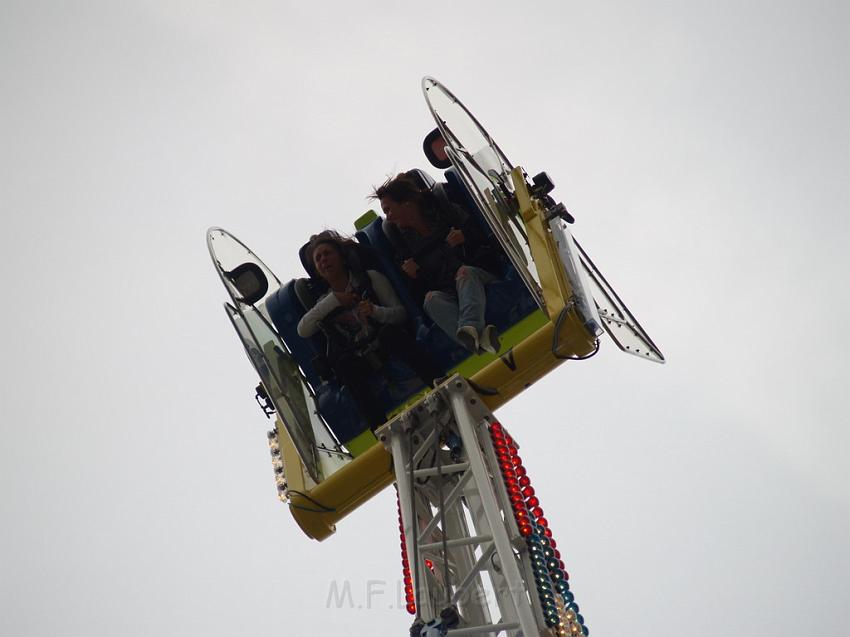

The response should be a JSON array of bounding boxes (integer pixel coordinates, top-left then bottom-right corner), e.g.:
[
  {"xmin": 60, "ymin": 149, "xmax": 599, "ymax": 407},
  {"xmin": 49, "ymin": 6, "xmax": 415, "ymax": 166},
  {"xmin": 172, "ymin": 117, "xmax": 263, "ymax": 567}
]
[{"xmin": 1, "ymin": 1, "xmax": 847, "ymax": 636}]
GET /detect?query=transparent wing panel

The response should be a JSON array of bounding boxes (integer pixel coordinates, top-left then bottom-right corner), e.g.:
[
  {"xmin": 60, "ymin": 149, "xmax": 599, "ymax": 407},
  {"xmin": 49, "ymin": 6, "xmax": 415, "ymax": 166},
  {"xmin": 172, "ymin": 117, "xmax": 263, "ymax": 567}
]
[
  {"xmin": 574, "ymin": 241, "xmax": 666, "ymax": 364},
  {"xmin": 226, "ymin": 303, "xmax": 323, "ymax": 483},
  {"xmin": 422, "ymin": 78, "xmax": 543, "ymax": 308}
]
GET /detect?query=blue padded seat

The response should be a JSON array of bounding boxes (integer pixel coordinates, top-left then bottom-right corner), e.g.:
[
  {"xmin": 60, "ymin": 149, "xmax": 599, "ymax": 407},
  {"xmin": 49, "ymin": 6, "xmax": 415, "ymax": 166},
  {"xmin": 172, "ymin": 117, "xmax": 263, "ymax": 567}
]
[{"xmin": 265, "ymin": 280, "xmax": 323, "ymax": 390}]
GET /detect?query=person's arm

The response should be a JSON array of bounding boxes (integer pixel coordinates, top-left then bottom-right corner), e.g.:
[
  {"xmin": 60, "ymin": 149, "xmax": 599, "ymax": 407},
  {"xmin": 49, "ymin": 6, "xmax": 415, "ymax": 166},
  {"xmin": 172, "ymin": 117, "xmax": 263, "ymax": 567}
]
[
  {"xmin": 446, "ymin": 203, "xmax": 500, "ymax": 272},
  {"xmin": 366, "ymin": 270, "xmax": 407, "ymax": 325},
  {"xmin": 296, "ymin": 291, "xmax": 341, "ymax": 337},
  {"xmin": 445, "ymin": 204, "xmax": 487, "ymax": 249}
]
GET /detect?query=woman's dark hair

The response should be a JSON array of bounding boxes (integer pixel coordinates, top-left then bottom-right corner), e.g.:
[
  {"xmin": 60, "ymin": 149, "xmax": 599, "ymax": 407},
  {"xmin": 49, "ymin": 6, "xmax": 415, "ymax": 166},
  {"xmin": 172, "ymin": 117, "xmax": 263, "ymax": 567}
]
[
  {"xmin": 304, "ymin": 230, "xmax": 356, "ymax": 276},
  {"xmin": 370, "ymin": 172, "xmax": 433, "ymax": 210}
]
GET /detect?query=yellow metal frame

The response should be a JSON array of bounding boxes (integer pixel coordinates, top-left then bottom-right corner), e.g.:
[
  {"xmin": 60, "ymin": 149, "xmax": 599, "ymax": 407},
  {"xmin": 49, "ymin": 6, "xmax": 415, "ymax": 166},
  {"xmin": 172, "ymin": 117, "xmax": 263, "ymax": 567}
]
[{"xmin": 280, "ymin": 167, "xmax": 597, "ymax": 540}]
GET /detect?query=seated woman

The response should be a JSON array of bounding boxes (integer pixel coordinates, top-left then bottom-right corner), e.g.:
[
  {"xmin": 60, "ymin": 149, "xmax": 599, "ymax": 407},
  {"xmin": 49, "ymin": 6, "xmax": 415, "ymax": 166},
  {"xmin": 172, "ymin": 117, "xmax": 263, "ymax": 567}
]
[
  {"xmin": 297, "ymin": 230, "xmax": 441, "ymax": 431},
  {"xmin": 372, "ymin": 173, "xmax": 502, "ymax": 355}
]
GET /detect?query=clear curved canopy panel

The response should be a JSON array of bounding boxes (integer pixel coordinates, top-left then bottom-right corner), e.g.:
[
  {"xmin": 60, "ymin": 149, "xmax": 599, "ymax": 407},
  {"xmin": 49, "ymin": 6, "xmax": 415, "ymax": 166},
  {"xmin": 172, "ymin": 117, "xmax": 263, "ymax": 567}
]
[
  {"xmin": 573, "ymin": 245, "xmax": 666, "ymax": 363},
  {"xmin": 224, "ymin": 303, "xmax": 320, "ymax": 483},
  {"xmin": 207, "ymin": 227, "xmax": 282, "ymax": 320},
  {"xmin": 422, "ymin": 77, "xmax": 543, "ymax": 308}
]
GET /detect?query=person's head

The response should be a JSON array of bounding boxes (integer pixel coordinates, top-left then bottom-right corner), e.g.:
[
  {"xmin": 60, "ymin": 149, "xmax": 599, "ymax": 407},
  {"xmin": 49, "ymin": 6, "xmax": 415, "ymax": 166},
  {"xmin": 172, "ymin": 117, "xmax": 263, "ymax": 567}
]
[
  {"xmin": 423, "ymin": 128, "xmax": 452, "ymax": 169},
  {"xmin": 305, "ymin": 231, "xmax": 352, "ymax": 282},
  {"xmin": 371, "ymin": 173, "xmax": 429, "ymax": 229}
]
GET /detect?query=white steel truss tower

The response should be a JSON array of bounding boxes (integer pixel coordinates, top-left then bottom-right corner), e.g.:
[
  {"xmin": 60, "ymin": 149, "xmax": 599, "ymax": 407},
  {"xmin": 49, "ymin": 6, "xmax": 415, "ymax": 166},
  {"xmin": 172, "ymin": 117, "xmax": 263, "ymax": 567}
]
[{"xmin": 377, "ymin": 376, "xmax": 588, "ymax": 637}]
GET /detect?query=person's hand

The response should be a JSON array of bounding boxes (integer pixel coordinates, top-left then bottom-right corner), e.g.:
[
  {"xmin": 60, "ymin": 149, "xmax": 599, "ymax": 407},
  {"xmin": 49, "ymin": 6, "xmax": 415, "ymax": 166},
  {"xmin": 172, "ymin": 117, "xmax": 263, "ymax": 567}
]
[
  {"xmin": 334, "ymin": 290, "xmax": 359, "ymax": 307},
  {"xmin": 402, "ymin": 259, "xmax": 419, "ymax": 279},
  {"xmin": 445, "ymin": 227, "xmax": 465, "ymax": 247},
  {"xmin": 358, "ymin": 300, "xmax": 375, "ymax": 318}
]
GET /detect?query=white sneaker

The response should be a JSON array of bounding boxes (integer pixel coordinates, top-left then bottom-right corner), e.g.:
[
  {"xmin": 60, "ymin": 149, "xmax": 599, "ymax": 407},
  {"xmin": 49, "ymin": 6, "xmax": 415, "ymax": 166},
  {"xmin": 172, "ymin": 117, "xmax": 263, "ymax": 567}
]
[
  {"xmin": 480, "ymin": 324, "xmax": 501, "ymax": 354},
  {"xmin": 456, "ymin": 326, "xmax": 479, "ymax": 353}
]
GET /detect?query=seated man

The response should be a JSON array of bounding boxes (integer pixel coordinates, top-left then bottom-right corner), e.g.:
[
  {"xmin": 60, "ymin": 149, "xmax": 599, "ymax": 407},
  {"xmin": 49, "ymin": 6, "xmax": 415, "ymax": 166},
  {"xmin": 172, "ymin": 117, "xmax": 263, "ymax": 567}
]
[
  {"xmin": 372, "ymin": 173, "xmax": 503, "ymax": 355},
  {"xmin": 296, "ymin": 231, "xmax": 441, "ymax": 431}
]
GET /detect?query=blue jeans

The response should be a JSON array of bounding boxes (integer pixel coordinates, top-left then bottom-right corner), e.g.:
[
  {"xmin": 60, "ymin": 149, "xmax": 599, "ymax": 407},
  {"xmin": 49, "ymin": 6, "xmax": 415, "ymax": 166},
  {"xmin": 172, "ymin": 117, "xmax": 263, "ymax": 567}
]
[{"xmin": 423, "ymin": 265, "xmax": 497, "ymax": 342}]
